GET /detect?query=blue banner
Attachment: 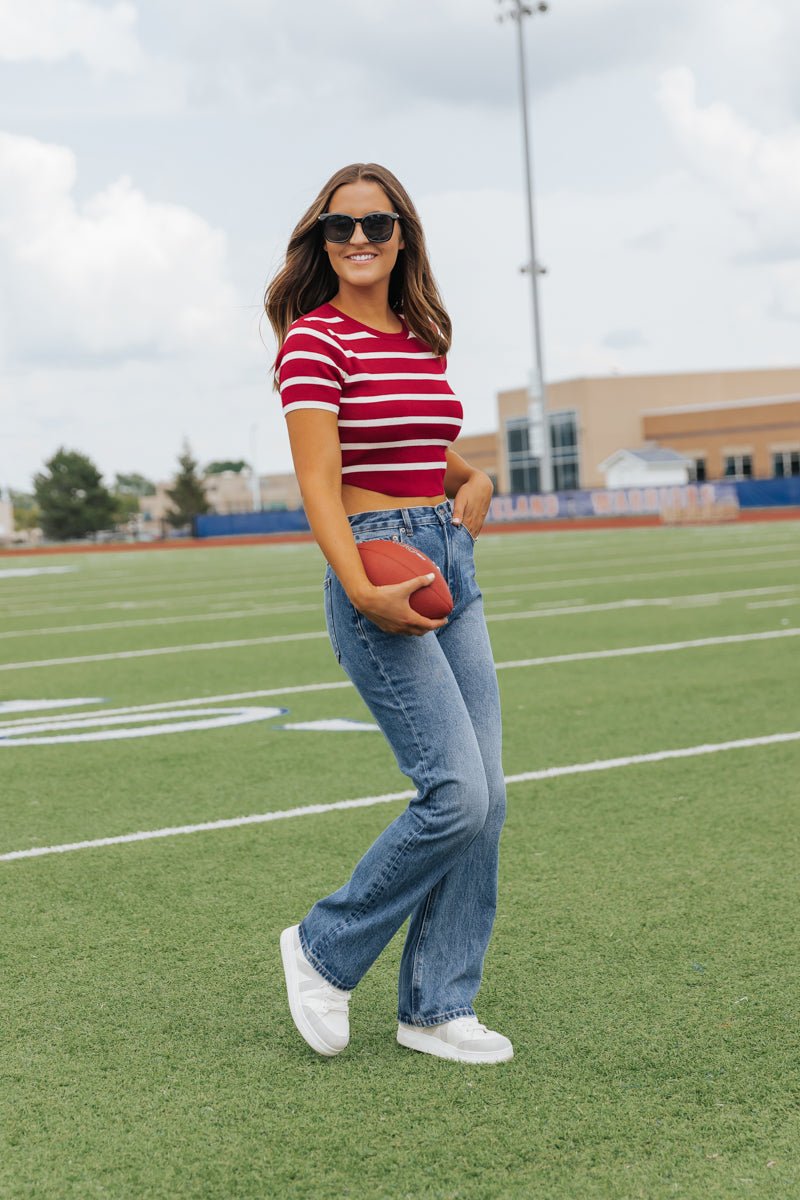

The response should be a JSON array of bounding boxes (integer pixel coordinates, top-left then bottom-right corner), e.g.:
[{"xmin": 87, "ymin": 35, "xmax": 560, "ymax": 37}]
[{"xmin": 486, "ymin": 483, "xmax": 739, "ymax": 522}]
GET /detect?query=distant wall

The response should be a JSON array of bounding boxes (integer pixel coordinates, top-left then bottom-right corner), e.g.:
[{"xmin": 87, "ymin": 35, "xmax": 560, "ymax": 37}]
[
  {"xmin": 734, "ymin": 477, "xmax": 800, "ymax": 508},
  {"xmin": 195, "ymin": 510, "xmax": 310, "ymax": 537},
  {"xmin": 193, "ymin": 477, "xmax": 800, "ymax": 539}
]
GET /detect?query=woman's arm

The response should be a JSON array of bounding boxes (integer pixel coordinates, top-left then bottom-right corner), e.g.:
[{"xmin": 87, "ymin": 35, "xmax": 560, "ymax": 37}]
[
  {"xmin": 444, "ymin": 447, "xmax": 494, "ymax": 538},
  {"xmin": 285, "ymin": 409, "xmax": 447, "ymax": 636}
]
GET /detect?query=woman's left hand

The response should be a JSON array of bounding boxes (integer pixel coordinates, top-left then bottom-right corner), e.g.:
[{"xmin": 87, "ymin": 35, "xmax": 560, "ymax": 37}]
[{"xmin": 451, "ymin": 470, "xmax": 493, "ymax": 540}]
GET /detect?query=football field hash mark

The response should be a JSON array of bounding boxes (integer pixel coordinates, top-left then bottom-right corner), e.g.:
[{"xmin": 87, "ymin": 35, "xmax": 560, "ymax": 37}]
[{"xmin": 2, "ymin": 729, "xmax": 798, "ymax": 862}]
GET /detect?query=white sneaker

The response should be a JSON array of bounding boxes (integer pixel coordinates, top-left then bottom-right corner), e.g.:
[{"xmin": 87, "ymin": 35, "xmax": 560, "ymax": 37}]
[
  {"xmin": 397, "ymin": 1016, "xmax": 513, "ymax": 1063},
  {"xmin": 280, "ymin": 925, "xmax": 351, "ymax": 1056}
]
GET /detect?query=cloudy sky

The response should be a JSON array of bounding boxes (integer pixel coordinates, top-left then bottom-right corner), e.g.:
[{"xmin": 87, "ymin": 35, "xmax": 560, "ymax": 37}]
[{"xmin": 2, "ymin": 0, "xmax": 799, "ymax": 492}]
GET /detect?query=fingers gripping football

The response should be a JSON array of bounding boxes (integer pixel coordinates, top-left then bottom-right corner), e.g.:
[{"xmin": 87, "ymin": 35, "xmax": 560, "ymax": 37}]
[{"xmin": 355, "ymin": 540, "xmax": 453, "ymax": 636}]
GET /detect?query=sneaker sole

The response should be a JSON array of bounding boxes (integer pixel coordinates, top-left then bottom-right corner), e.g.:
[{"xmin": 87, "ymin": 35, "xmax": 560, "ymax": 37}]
[
  {"xmin": 396, "ymin": 1023, "xmax": 513, "ymax": 1064},
  {"xmin": 280, "ymin": 926, "xmax": 346, "ymax": 1057}
]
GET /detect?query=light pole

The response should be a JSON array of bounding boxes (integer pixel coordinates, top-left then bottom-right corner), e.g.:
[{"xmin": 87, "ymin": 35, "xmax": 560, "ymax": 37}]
[
  {"xmin": 249, "ymin": 422, "xmax": 261, "ymax": 512},
  {"xmin": 496, "ymin": 0, "xmax": 553, "ymax": 493}
]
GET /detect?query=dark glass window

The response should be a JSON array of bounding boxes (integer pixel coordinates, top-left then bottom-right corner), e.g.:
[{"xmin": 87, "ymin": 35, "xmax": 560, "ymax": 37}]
[
  {"xmin": 725, "ymin": 454, "xmax": 753, "ymax": 479},
  {"xmin": 549, "ymin": 411, "xmax": 579, "ymax": 492},
  {"xmin": 773, "ymin": 451, "xmax": 800, "ymax": 477},
  {"xmin": 506, "ymin": 418, "xmax": 540, "ymax": 494},
  {"xmin": 510, "ymin": 462, "xmax": 540, "ymax": 493}
]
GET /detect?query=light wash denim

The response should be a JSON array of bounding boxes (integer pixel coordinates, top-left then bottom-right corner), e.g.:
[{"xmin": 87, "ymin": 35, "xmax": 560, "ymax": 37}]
[{"xmin": 298, "ymin": 499, "xmax": 506, "ymax": 1028}]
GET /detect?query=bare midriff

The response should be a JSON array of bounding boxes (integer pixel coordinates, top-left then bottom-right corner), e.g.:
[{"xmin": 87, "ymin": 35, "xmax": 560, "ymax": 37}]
[{"xmin": 341, "ymin": 483, "xmax": 447, "ymax": 515}]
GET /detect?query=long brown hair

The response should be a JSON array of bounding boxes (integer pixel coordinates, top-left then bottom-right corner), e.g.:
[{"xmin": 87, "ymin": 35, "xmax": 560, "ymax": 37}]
[{"xmin": 264, "ymin": 163, "xmax": 452, "ymax": 382}]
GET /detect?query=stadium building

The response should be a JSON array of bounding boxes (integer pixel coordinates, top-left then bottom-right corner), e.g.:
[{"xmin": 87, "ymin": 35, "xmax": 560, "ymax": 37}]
[{"xmin": 488, "ymin": 364, "xmax": 800, "ymax": 493}]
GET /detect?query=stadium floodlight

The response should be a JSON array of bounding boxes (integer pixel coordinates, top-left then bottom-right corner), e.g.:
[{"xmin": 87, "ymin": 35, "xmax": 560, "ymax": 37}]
[
  {"xmin": 250, "ymin": 421, "xmax": 261, "ymax": 511},
  {"xmin": 496, "ymin": 0, "xmax": 553, "ymax": 493}
]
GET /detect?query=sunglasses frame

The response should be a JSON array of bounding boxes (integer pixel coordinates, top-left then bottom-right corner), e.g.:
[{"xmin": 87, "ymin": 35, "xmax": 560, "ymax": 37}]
[{"xmin": 318, "ymin": 211, "xmax": 401, "ymax": 244}]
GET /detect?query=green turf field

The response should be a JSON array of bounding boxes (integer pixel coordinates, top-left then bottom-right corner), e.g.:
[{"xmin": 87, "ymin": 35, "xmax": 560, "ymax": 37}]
[{"xmin": 2, "ymin": 520, "xmax": 799, "ymax": 1199}]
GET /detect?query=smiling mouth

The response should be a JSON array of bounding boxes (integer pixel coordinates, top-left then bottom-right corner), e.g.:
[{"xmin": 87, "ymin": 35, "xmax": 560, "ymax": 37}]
[{"xmin": 346, "ymin": 253, "xmax": 377, "ymax": 262}]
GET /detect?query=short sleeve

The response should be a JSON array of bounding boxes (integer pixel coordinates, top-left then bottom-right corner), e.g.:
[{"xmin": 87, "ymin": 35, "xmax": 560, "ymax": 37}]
[{"xmin": 275, "ymin": 326, "xmax": 345, "ymax": 417}]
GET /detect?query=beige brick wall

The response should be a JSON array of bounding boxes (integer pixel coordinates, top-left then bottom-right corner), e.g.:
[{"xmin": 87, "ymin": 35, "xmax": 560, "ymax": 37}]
[{"xmin": 498, "ymin": 367, "xmax": 800, "ymax": 490}]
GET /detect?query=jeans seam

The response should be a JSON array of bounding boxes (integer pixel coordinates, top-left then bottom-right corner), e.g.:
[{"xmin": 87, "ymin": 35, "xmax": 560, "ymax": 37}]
[
  {"xmin": 409, "ymin": 885, "xmax": 437, "ymax": 1018},
  {"xmin": 341, "ymin": 820, "xmax": 424, "ymax": 929},
  {"xmin": 323, "ymin": 575, "xmax": 342, "ymax": 663},
  {"xmin": 310, "ymin": 819, "xmax": 426, "ymax": 977},
  {"xmin": 352, "ymin": 610, "xmax": 433, "ymax": 796}
]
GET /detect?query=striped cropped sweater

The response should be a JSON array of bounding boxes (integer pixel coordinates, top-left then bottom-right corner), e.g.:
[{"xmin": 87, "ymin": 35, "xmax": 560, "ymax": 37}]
[{"xmin": 276, "ymin": 302, "xmax": 463, "ymax": 497}]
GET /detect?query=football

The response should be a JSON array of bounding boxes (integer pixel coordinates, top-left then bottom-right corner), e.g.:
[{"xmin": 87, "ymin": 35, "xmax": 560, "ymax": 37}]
[{"xmin": 356, "ymin": 539, "xmax": 453, "ymax": 619}]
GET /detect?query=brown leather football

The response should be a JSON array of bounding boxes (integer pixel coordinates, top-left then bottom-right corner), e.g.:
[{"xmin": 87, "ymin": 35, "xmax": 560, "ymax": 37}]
[{"xmin": 356, "ymin": 539, "xmax": 453, "ymax": 619}]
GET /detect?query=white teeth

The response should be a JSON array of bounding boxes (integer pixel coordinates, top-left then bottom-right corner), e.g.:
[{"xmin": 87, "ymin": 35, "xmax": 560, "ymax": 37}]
[{"xmin": 348, "ymin": 254, "xmax": 376, "ymax": 262}]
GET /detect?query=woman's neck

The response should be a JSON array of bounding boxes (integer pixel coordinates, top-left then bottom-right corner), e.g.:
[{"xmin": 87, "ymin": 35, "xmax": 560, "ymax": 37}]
[{"xmin": 329, "ymin": 286, "xmax": 401, "ymax": 334}]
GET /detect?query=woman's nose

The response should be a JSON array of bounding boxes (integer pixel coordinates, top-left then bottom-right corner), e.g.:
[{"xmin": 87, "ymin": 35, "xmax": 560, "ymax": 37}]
[{"xmin": 349, "ymin": 221, "xmax": 370, "ymax": 245}]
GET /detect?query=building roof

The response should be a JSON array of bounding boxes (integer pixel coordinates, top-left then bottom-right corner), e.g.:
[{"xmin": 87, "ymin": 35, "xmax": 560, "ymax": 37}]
[
  {"xmin": 598, "ymin": 448, "xmax": 693, "ymax": 471},
  {"xmin": 643, "ymin": 392, "xmax": 800, "ymax": 416}
]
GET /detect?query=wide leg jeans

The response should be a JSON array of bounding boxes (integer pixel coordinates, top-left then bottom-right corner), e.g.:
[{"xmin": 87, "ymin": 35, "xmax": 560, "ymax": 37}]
[{"xmin": 298, "ymin": 500, "xmax": 507, "ymax": 1028}]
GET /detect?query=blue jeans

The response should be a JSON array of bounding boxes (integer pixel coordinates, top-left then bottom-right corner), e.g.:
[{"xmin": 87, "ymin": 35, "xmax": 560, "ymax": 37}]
[{"xmin": 298, "ymin": 499, "xmax": 507, "ymax": 1028}]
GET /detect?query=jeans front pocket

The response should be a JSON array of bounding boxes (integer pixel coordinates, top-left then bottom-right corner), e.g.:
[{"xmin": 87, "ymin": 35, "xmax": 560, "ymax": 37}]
[
  {"xmin": 452, "ymin": 521, "xmax": 481, "ymax": 609},
  {"xmin": 323, "ymin": 573, "xmax": 342, "ymax": 663}
]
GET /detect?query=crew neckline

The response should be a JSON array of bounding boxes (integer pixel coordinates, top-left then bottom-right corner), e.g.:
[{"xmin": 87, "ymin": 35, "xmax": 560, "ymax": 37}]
[{"xmin": 323, "ymin": 303, "xmax": 408, "ymax": 338}]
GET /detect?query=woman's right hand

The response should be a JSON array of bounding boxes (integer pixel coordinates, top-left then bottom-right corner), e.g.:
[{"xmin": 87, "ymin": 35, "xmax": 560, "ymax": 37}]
[{"xmin": 351, "ymin": 576, "xmax": 449, "ymax": 636}]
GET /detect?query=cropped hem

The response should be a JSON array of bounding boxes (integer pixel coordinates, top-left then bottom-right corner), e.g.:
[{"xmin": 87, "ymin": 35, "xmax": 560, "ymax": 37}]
[
  {"xmin": 297, "ymin": 921, "xmax": 354, "ymax": 993},
  {"xmin": 397, "ymin": 1005, "xmax": 476, "ymax": 1028}
]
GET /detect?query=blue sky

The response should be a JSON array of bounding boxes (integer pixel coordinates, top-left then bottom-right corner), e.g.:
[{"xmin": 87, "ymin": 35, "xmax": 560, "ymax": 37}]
[{"xmin": 2, "ymin": 0, "xmax": 799, "ymax": 491}]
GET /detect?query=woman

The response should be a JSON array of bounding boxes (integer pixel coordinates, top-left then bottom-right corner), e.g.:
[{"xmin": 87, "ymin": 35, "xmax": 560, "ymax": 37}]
[{"xmin": 264, "ymin": 163, "xmax": 511, "ymax": 1064}]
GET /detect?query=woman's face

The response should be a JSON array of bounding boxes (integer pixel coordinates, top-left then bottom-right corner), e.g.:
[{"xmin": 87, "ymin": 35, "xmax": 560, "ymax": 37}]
[{"xmin": 322, "ymin": 179, "xmax": 405, "ymax": 292}]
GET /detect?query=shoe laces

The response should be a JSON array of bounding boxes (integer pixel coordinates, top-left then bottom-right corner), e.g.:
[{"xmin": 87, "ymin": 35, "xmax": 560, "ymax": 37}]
[
  {"xmin": 320, "ymin": 987, "xmax": 350, "ymax": 1016},
  {"xmin": 451, "ymin": 1016, "xmax": 489, "ymax": 1037}
]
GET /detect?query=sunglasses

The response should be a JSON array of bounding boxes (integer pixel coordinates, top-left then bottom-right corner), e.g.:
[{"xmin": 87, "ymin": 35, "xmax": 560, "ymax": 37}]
[{"xmin": 318, "ymin": 211, "xmax": 401, "ymax": 244}]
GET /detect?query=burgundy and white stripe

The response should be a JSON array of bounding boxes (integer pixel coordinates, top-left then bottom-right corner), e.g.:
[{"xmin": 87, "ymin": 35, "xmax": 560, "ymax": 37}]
[{"xmin": 276, "ymin": 303, "xmax": 463, "ymax": 496}]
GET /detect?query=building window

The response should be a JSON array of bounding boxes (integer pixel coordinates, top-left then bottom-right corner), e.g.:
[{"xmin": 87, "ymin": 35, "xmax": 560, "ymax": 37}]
[
  {"xmin": 773, "ymin": 451, "xmax": 800, "ymax": 478},
  {"xmin": 724, "ymin": 454, "xmax": 753, "ymax": 479},
  {"xmin": 688, "ymin": 458, "xmax": 706, "ymax": 482},
  {"xmin": 549, "ymin": 411, "xmax": 580, "ymax": 491},
  {"xmin": 506, "ymin": 418, "xmax": 541, "ymax": 493}
]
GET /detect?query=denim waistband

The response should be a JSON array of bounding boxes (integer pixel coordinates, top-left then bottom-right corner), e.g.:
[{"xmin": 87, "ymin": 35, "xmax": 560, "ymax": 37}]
[{"xmin": 347, "ymin": 499, "xmax": 453, "ymax": 534}]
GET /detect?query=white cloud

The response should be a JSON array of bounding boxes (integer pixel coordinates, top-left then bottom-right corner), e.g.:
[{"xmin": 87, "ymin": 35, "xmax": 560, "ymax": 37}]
[
  {"xmin": 658, "ymin": 66, "xmax": 800, "ymax": 324},
  {"xmin": 0, "ymin": 0, "xmax": 143, "ymax": 73},
  {"xmin": 0, "ymin": 130, "xmax": 240, "ymax": 365},
  {"xmin": 659, "ymin": 67, "xmax": 800, "ymax": 259}
]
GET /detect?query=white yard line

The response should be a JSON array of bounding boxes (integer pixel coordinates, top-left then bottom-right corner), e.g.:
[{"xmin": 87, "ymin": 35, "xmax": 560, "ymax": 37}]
[
  {"xmin": 486, "ymin": 560, "xmax": 800, "ymax": 594},
  {"xmin": 0, "ymin": 603, "xmax": 319, "ymax": 640},
  {"xmin": 3, "ymin": 730, "xmax": 798, "ymax": 862},
  {"xmin": 3, "ymin": 624, "xmax": 796, "ymax": 681},
  {"xmin": 6, "ymin": 553, "xmax": 794, "ymax": 617},
  {"xmin": 494, "ymin": 627, "xmax": 800, "ymax": 668},
  {"xmin": 1, "ymin": 626, "xmax": 798, "ymax": 731},
  {"xmin": 3, "ymin": 581, "xmax": 799, "ymax": 672},
  {"xmin": 485, "ymin": 585, "xmax": 799, "ymax": 623},
  {"xmin": 0, "ymin": 566, "xmax": 77, "ymax": 579},
  {"xmin": 0, "ymin": 631, "xmax": 329, "ymax": 671},
  {"xmin": 484, "ymin": 542, "xmax": 800, "ymax": 577},
  {"xmin": 1, "ymin": 583, "xmax": 786, "ymax": 641},
  {"xmin": 746, "ymin": 598, "xmax": 800, "ymax": 610}
]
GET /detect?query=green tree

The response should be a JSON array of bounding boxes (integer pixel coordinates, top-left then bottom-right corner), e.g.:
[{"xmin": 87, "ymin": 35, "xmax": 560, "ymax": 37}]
[
  {"xmin": 112, "ymin": 473, "xmax": 156, "ymax": 525},
  {"xmin": 9, "ymin": 490, "xmax": 41, "ymax": 532},
  {"xmin": 114, "ymin": 472, "xmax": 156, "ymax": 496},
  {"xmin": 205, "ymin": 460, "xmax": 248, "ymax": 475},
  {"xmin": 33, "ymin": 449, "xmax": 116, "ymax": 541},
  {"xmin": 165, "ymin": 443, "xmax": 210, "ymax": 530}
]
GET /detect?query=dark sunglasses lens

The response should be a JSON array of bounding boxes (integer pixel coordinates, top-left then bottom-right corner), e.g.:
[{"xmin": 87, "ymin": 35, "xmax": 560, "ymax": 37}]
[
  {"xmin": 362, "ymin": 214, "xmax": 395, "ymax": 242},
  {"xmin": 322, "ymin": 216, "xmax": 355, "ymax": 242}
]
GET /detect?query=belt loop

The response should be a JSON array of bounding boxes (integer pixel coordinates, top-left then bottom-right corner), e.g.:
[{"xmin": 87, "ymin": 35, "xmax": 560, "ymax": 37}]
[{"xmin": 401, "ymin": 508, "xmax": 413, "ymax": 534}]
